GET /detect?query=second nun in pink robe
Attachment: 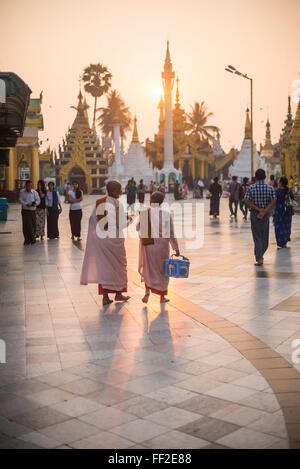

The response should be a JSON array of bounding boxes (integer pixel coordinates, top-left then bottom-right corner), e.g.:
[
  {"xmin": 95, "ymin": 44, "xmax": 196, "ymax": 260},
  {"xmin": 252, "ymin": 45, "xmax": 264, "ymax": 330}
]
[{"xmin": 137, "ymin": 193, "xmax": 179, "ymax": 297}]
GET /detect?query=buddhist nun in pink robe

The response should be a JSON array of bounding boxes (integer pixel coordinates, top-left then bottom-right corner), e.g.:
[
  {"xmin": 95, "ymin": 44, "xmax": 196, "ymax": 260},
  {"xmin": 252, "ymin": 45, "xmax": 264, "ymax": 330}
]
[
  {"xmin": 80, "ymin": 181, "xmax": 130, "ymax": 306},
  {"xmin": 137, "ymin": 191, "xmax": 180, "ymax": 303}
]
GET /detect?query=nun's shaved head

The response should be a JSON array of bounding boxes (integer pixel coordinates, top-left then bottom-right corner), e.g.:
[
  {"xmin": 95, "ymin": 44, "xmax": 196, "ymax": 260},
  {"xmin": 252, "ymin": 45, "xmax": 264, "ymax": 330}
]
[
  {"xmin": 107, "ymin": 180, "xmax": 122, "ymax": 197},
  {"xmin": 150, "ymin": 191, "xmax": 165, "ymax": 205}
]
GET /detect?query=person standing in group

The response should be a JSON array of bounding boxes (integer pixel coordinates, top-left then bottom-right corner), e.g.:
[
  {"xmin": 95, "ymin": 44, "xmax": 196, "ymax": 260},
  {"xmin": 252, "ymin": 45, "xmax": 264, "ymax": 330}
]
[
  {"xmin": 149, "ymin": 180, "xmax": 154, "ymax": 196},
  {"xmin": 137, "ymin": 191, "xmax": 180, "ymax": 304},
  {"xmin": 173, "ymin": 180, "xmax": 183, "ymax": 200},
  {"xmin": 289, "ymin": 175, "xmax": 295, "ymax": 192},
  {"xmin": 209, "ymin": 177, "xmax": 222, "ymax": 218},
  {"xmin": 68, "ymin": 180, "xmax": 83, "ymax": 241},
  {"xmin": 126, "ymin": 180, "xmax": 137, "ymax": 214},
  {"xmin": 137, "ymin": 179, "xmax": 146, "ymax": 207},
  {"xmin": 158, "ymin": 181, "xmax": 166, "ymax": 194},
  {"xmin": 80, "ymin": 180, "xmax": 130, "ymax": 306},
  {"xmin": 229, "ymin": 176, "xmax": 240, "ymax": 220},
  {"xmin": 268, "ymin": 174, "xmax": 278, "ymax": 189},
  {"xmin": 239, "ymin": 177, "xmax": 250, "ymax": 220},
  {"xmin": 46, "ymin": 182, "xmax": 62, "ymax": 239},
  {"xmin": 274, "ymin": 176, "xmax": 295, "ymax": 249},
  {"xmin": 197, "ymin": 178, "xmax": 204, "ymax": 198},
  {"xmin": 19, "ymin": 180, "xmax": 40, "ymax": 245},
  {"xmin": 182, "ymin": 181, "xmax": 189, "ymax": 199},
  {"xmin": 35, "ymin": 180, "xmax": 46, "ymax": 240},
  {"xmin": 244, "ymin": 169, "xmax": 276, "ymax": 266},
  {"xmin": 64, "ymin": 182, "xmax": 71, "ymax": 203}
]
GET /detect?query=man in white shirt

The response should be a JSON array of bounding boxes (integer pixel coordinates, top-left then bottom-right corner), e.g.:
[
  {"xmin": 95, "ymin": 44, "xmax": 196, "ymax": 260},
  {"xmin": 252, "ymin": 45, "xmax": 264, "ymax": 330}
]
[
  {"xmin": 197, "ymin": 179, "xmax": 204, "ymax": 198},
  {"xmin": 19, "ymin": 180, "xmax": 40, "ymax": 245}
]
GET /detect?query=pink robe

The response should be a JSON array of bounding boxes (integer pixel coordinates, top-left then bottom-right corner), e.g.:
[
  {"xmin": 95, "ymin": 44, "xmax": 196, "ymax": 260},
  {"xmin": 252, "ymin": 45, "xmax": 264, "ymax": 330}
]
[
  {"xmin": 137, "ymin": 207, "xmax": 179, "ymax": 295},
  {"xmin": 80, "ymin": 196, "xmax": 127, "ymax": 293}
]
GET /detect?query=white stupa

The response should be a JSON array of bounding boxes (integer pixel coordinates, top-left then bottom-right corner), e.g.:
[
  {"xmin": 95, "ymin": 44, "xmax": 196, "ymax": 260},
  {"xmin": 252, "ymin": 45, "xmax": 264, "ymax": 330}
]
[
  {"xmin": 155, "ymin": 41, "xmax": 181, "ymax": 190},
  {"xmin": 107, "ymin": 122, "xmax": 128, "ymax": 189},
  {"xmin": 123, "ymin": 116, "xmax": 154, "ymax": 186},
  {"xmin": 229, "ymin": 108, "xmax": 265, "ymax": 180}
]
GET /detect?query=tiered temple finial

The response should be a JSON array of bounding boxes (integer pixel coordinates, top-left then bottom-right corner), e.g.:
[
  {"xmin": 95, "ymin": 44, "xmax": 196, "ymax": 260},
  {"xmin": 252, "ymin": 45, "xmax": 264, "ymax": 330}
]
[
  {"xmin": 132, "ymin": 115, "xmax": 139, "ymax": 143},
  {"xmin": 245, "ymin": 108, "xmax": 251, "ymax": 139},
  {"xmin": 163, "ymin": 40, "xmax": 173, "ymax": 74},
  {"xmin": 265, "ymin": 119, "xmax": 271, "ymax": 144}
]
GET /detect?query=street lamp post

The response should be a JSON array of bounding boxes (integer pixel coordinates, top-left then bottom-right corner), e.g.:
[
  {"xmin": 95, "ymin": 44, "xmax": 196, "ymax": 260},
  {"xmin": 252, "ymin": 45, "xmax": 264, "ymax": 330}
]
[{"xmin": 225, "ymin": 66, "xmax": 254, "ymax": 179}]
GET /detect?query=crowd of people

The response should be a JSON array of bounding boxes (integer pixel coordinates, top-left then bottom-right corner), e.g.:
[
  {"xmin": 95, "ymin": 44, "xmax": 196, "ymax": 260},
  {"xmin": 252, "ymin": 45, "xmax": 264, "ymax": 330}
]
[
  {"xmin": 19, "ymin": 179, "xmax": 83, "ymax": 245},
  {"xmin": 208, "ymin": 170, "xmax": 297, "ymax": 265},
  {"xmin": 18, "ymin": 170, "xmax": 297, "ymax": 271}
]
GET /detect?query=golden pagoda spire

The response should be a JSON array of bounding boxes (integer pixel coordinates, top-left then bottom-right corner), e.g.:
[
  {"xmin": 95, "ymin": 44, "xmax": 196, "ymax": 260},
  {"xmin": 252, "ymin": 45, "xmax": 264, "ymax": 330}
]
[
  {"xmin": 265, "ymin": 118, "xmax": 271, "ymax": 144},
  {"xmin": 245, "ymin": 108, "xmax": 251, "ymax": 139},
  {"xmin": 132, "ymin": 115, "xmax": 139, "ymax": 143},
  {"xmin": 175, "ymin": 76, "xmax": 180, "ymax": 105}
]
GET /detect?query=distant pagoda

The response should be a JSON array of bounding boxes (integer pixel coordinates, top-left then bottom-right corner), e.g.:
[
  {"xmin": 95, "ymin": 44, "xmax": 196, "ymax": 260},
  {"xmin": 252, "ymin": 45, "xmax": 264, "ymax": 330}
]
[{"xmin": 56, "ymin": 90, "xmax": 108, "ymax": 193}]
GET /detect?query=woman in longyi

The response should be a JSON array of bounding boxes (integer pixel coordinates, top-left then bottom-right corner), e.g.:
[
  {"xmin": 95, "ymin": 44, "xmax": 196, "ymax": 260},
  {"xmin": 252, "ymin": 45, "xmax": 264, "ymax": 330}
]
[
  {"xmin": 80, "ymin": 180, "xmax": 130, "ymax": 306},
  {"xmin": 137, "ymin": 191, "xmax": 180, "ymax": 304}
]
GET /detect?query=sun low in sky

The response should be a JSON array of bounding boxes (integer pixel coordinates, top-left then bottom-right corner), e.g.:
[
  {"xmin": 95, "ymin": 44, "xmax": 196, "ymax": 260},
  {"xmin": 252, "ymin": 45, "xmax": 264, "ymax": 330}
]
[{"xmin": 1, "ymin": 0, "xmax": 299, "ymax": 153}]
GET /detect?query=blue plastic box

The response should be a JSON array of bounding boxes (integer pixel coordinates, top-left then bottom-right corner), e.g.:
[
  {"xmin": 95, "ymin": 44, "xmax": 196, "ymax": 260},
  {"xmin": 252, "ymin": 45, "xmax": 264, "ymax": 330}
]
[{"xmin": 165, "ymin": 255, "xmax": 190, "ymax": 278}]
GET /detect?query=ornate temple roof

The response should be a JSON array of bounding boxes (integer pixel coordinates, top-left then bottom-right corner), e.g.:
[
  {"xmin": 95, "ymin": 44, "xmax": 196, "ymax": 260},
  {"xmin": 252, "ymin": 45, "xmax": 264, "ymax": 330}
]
[
  {"xmin": 279, "ymin": 96, "xmax": 294, "ymax": 148},
  {"xmin": 261, "ymin": 119, "xmax": 274, "ymax": 159}
]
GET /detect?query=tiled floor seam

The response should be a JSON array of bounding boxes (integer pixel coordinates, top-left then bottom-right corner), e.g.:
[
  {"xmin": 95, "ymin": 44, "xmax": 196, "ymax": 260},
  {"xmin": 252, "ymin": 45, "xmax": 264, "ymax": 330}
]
[{"xmin": 127, "ymin": 268, "xmax": 300, "ymax": 448}]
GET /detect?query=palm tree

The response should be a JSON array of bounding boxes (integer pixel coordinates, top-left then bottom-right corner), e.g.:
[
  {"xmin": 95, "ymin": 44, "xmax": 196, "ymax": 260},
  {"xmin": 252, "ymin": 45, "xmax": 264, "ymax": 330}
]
[
  {"xmin": 82, "ymin": 63, "xmax": 112, "ymax": 127},
  {"xmin": 97, "ymin": 89, "xmax": 132, "ymax": 143},
  {"xmin": 186, "ymin": 101, "xmax": 219, "ymax": 141}
]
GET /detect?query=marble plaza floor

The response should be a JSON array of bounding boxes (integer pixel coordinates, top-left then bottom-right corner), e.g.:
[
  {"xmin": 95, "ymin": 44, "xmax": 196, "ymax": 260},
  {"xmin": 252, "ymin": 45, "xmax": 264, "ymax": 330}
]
[{"xmin": 0, "ymin": 194, "xmax": 300, "ymax": 449}]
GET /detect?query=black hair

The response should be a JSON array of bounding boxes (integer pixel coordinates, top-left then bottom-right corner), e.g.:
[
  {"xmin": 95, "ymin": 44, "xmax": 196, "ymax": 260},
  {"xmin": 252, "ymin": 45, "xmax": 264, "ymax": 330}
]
[
  {"xmin": 72, "ymin": 180, "xmax": 82, "ymax": 199},
  {"xmin": 279, "ymin": 176, "xmax": 289, "ymax": 194},
  {"xmin": 255, "ymin": 169, "xmax": 266, "ymax": 181},
  {"xmin": 37, "ymin": 179, "xmax": 46, "ymax": 193},
  {"xmin": 150, "ymin": 191, "xmax": 165, "ymax": 205}
]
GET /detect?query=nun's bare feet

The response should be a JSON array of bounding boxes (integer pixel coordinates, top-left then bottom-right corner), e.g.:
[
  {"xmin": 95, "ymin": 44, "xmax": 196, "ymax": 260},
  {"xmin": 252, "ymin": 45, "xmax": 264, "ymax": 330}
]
[
  {"xmin": 142, "ymin": 289, "xmax": 150, "ymax": 303},
  {"xmin": 103, "ymin": 295, "xmax": 113, "ymax": 306},
  {"xmin": 115, "ymin": 293, "xmax": 130, "ymax": 302},
  {"xmin": 160, "ymin": 296, "xmax": 170, "ymax": 303}
]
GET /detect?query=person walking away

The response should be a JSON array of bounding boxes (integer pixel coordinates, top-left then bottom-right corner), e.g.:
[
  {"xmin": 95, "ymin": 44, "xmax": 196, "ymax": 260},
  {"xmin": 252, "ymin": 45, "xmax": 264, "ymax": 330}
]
[
  {"xmin": 229, "ymin": 176, "xmax": 240, "ymax": 220},
  {"xmin": 239, "ymin": 177, "xmax": 250, "ymax": 220},
  {"xmin": 137, "ymin": 191, "xmax": 180, "ymax": 304},
  {"xmin": 46, "ymin": 182, "xmax": 62, "ymax": 239},
  {"xmin": 19, "ymin": 180, "xmax": 40, "ymax": 245},
  {"xmin": 209, "ymin": 177, "xmax": 222, "ymax": 218},
  {"xmin": 244, "ymin": 169, "xmax": 276, "ymax": 266},
  {"xmin": 127, "ymin": 180, "xmax": 137, "ymax": 214},
  {"xmin": 137, "ymin": 179, "xmax": 146, "ymax": 207},
  {"xmin": 36, "ymin": 180, "xmax": 46, "ymax": 240},
  {"xmin": 80, "ymin": 180, "xmax": 130, "ymax": 306},
  {"xmin": 68, "ymin": 180, "xmax": 83, "ymax": 241},
  {"xmin": 274, "ymin": 176, "xmax": 295, "ymax": 249}
]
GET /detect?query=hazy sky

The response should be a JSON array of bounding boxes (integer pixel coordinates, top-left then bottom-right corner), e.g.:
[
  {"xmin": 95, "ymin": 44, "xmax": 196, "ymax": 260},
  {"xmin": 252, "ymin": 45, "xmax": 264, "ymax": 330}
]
[{"xmin": 1, "ymin": 0, "xmax": 299, "ymax": 153}]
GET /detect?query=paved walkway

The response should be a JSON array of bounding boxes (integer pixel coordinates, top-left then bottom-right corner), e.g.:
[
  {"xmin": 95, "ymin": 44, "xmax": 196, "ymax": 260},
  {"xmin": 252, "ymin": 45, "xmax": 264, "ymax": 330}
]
[{"xmin": 0, "ymin": 195, "xmax": 300, "ymax": 449}]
